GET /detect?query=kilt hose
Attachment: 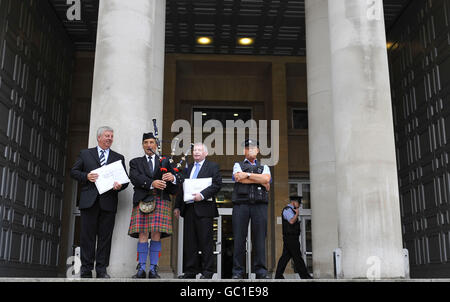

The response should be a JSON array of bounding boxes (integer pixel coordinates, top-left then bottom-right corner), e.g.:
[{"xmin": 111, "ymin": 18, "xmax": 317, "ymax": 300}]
[{"xmin": 128, "ymin": 196, "xmax": 172, "ymax": 239}]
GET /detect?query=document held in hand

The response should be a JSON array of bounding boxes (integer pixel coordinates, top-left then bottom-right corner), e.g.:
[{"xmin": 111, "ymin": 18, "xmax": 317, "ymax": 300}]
[
  {"xmin": 183, "ymin": 178, "xmax": 212, "ymax": 201},
  {"xmin": 91, "ymin": 160, "xmax": 130, "ymax": 194}
]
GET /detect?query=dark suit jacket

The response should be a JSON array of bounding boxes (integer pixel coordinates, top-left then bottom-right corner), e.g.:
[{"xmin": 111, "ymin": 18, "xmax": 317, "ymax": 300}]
[
  {"xmin": 175, "ymin": 160, "xmax": 222, "ymax": 218},
  {"xmin": 70, "ymin": 147, "xmax": 128, "ymax": 213},
  {"xmin": 129, "ymin": 155, "xmax": 178, "ymax": 206}
]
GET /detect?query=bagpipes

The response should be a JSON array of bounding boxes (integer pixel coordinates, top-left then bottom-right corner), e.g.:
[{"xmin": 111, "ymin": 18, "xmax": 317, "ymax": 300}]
[
  {"xmin": 140, "ymin": 119, "xmax": 191, "ymax": 214},
  {"xmin": 151, "ymin": 118, "xmax": 191, "ymax": 184}
]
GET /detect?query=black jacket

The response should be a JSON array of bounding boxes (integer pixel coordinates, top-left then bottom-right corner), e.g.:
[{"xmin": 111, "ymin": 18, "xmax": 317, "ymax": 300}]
[
  {"xmin": 175, "ymin": 160, "xmax": 222, "ymax": 218},
  {"xmin": 70, "ymin": 147, "xmax": 129, "ymax": 212},
  {"xmin": 129, "ymin": 155, "xmax": 178, "ymax": 206}
]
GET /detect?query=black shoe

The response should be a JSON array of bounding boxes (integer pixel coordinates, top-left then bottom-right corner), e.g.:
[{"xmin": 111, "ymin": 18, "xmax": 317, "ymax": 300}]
[
  {"xmin": 274, "ymin": 275, "xmax": 285, "ymax": 279},
  {"xmin": 132, "ymin": 265, "xmax": 147, "ymax": 279},
  {"xmin": 80, "ymin": 271, "xmax": 93, "ymax": 278},
  {"xmin": 96, "ymin": 272, "xmax": 111, "ymax": 279},
  {"xmin": 148, "ymin": 267, "xmax": 161, "ymax": 279},
  {"xmin": 255, "ymin": 273, "xmax": 270, "ymax": 279},
  {"xmin": 200, "ymin": 272, "xmax": 214, "ymax": 279},
  {"xmin": 232, "ymin": 273, "xmax": 244, "ymax": 279},
  {"xmin": 178, "ymin": 273, "xmax": 197, "ymax": 279}
]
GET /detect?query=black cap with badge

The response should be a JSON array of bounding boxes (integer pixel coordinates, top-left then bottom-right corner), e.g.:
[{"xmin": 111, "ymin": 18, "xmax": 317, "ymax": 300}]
[
  {"xmin": 290, "ymin": 196, "xmax": 302, "ymax": 204},
  {"xmin": 142, "ymin": 132, "xmax": 156, "ymax": 141},
  {"xmin": 242, "ymin": 139, "xmax": 259, "ymax": 148}
]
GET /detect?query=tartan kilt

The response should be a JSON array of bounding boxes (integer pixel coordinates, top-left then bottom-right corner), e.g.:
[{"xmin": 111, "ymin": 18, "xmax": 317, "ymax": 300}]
[{"xmin": 128, "ymin": 196, "xmax": 172, "ymax": 239}]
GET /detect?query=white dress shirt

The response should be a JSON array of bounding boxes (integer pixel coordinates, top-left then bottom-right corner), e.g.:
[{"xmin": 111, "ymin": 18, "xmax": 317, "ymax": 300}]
[{"xmin": 97, "ymin": 146, "xmax": 110, "ymax": 163}]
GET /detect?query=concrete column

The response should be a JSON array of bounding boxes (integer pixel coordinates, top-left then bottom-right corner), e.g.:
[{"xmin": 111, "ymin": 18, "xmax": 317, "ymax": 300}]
[
  {"xmin": 88, "ymin": 0, "xmax": 166, "ymax": 277},
  {"xmin": 305, "ymin": 0, "xmax": 338, "ymax": 279},
  {"xmin": 328, "ymin": 0, "xmax": 405, "ymax": 278},
  {"xmin": 271, "ymin": 63, "xmax": 290, "ymax": 273}
]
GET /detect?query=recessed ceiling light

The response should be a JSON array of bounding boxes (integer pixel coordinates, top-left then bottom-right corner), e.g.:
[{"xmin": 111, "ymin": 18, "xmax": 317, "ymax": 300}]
[
  {"xmin": 238, "ymin": 37, "xmax": 254, "ymax": 46},
  {"xmin": 197, "ymin": 37, "xmax": 212, "ymax": 45},
  {"xmin": 234, "ymin": 113, "xmax": 239, "ymax": 117},
  {"xmin": 202, "ymin": 113, "xmax": 207, "ymax": 116}
]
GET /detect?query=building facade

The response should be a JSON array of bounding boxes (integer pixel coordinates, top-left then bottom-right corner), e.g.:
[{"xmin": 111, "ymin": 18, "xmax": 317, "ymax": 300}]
[{"xmin": 0, "ymin": 0, "xmax": 449, "ymax": 279}]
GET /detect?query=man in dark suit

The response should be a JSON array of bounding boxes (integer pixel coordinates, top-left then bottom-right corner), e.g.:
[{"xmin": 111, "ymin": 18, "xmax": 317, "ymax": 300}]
[
  {"xmin": 70, "ymin": 126, "xmax": 128, "ymax": 278},
  {"xmin": 174, "ymin": 143, "xmax": 222, "ymax": 279}
]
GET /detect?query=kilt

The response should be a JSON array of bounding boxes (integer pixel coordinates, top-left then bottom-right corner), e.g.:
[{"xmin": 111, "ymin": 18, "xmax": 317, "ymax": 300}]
[{"xmin": 128, "ymin": 196, "xmax": 172, "ymax": 239}]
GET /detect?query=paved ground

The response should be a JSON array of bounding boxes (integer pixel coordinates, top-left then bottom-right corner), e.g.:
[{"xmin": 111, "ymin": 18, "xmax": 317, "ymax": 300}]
[{"xmin": 1, "ymin": 278, "xmax": 449, "ymax": 282}]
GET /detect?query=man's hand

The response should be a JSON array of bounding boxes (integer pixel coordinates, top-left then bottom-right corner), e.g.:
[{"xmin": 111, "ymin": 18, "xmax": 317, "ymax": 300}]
[
  {"xmin": 87, "ymin": 172, "xmax": 99, "ymax": 182},
  {"xmin": 192, "ymin": 193, "xmax": 203, "ymax": 202},
  {"xmin": 152, "ymin": 180, "xmax": 167, "ymax": 190},
  {"xmin": 263, "ymin": 183, "xmax": 270, "ymax": 191},
  {"xmin": 162, "ymin": 172, "xmax": 175, "ymax": 182},
  {"xmin": 173, "ymin": 208, "xmax": 180, "ymax": 219},
  {"xmin": 113, "ymin": 182, "xmax": 122, "ymax": 190},
  {"xmin": 234, "ymin": 172, "xmax": 248, "ymax": 182}
]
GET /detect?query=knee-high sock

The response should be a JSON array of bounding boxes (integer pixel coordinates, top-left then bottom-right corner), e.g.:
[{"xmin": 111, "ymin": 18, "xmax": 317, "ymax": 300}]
[
  {"xmin": 149, "ymin": 240, "xmax": 161, "ymax": 272},
  {"xmin": 137, "ymin": 242, "xmax": 149, "ymax": 270}
]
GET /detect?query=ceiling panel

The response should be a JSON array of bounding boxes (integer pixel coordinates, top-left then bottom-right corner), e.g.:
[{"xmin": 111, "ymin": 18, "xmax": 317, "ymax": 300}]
[{"xmin": 48, "ymin": 0, "xmax": 411, "ymax": 55}]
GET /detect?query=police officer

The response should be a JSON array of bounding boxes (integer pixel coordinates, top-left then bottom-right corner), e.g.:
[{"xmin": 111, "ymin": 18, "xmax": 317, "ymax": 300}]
[
  {"xmin": 275, "ymin": 196, "xmax": 312, "ymax": 279},
  {"xmin": 231, "ymin": 139, "xmax": 271, "ymax": 279}
]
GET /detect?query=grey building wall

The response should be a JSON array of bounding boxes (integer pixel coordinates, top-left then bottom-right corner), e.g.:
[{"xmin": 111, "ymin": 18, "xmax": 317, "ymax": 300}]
[
  {"xmin": 388, "ymin": 0, "xmax": 450, "ymax": 278},
  {"xmin": 0, "ymin": 0, "xmax": 74, "ymax": 276}
]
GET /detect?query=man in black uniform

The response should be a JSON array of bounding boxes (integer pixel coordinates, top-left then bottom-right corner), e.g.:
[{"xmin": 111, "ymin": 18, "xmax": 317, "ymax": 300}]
[
  {"xmin": 275, "ymin": 196, "xmax": 312, "ymax": 279},
  {"xmin": 231, "ymin": 139, "xmax": 271, "ymax": 279}
]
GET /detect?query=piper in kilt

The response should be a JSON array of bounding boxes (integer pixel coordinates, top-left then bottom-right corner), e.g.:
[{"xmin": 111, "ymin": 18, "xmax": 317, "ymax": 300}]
[{"xmin": 128, "ymin": 133, "xmax": 178, "ymax": 279}]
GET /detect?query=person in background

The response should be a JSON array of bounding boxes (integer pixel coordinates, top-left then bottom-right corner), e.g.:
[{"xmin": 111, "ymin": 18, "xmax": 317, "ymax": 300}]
[{"xmin": 275, "ymin": 196, "xmax": 313, "ymax": 279}]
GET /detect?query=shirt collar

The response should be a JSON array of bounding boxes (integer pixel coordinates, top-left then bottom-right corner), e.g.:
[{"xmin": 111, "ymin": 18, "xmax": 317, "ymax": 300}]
[
  {"xmin": 244, "ymin": 158, "xmax": 258, "ymax": 165},
  {"xmin": 97, "ymin": 146, "xmax": 110, "ymax": 153},
  {"xmin": 194, "ymin": 159, "xmax": 206, "ymax": 166},
  {"xmin": 146, "ymin": 154, "xmax": 155, "ymax": 161}
]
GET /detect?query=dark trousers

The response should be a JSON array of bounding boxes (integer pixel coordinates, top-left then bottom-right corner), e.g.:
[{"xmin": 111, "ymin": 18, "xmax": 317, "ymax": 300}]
[
  {"xmin": 275, "ymin": 236, "xmax": 310, "ymax": 279},
  {"xmin": 183, "ymin": 204, "xmax": 215, "ymax": 276},
  {"xmin": 80, "ymin": 199, "xmax": 116, "ymax": 274},
  {"xmin": 232, "ymin": 203, "xmax": 267, "ymax": 276}
]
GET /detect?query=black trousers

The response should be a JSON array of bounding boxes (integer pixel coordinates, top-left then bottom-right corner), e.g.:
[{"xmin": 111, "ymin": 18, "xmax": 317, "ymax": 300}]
[
  {"xmin": 232, "ymin": 203, "xmax": 267, "ymax": 276},
  {"xmin": 275, "ymin": 236, "xmax": 310, "ymax": 279},
  {"xmin": 183, "ymin": 204, "xmax": 215, "ymax": 275},
  {"xmin": 80, "ymin": 199, "xmax": 116, "ymax": 274}
]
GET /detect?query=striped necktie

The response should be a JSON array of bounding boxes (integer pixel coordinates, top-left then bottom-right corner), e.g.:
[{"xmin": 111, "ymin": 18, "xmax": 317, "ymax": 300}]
[{"xmin": 99, "ymin": 149, "xmax": 106, "ymax": 166}]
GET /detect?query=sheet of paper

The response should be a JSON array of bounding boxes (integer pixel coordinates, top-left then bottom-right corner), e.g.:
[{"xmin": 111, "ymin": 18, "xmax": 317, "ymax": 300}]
[
  {"xmin": 92, "ymin": 160, "xmax": 130, "ymax": 195},
  {"xmin": 183, "ymin": 177, "xmax": 212, "ymax": 202}
]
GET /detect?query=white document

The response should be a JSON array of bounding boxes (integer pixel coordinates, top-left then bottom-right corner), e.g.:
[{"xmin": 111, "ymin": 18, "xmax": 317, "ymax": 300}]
[
  {"xmin": 92, "ymin": 160, "xmax": 130, "ymax": 195},
  {"xmin": 183, "ymin": 178, "xmax": 212, "ymax": 202}
]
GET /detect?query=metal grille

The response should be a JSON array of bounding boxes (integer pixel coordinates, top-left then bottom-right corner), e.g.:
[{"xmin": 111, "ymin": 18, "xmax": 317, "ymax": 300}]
[
  {"xmin": 389, "ymin": 0, "xmax": 450, "ymax": 278},
  {"xmin": 0, "ymin": 0, "xmax": 73, "ymax": 276}
]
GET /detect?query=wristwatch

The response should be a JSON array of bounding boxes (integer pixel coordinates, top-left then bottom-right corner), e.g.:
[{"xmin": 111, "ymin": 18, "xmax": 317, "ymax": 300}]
[{"xmin": 247, "ymin": 173, "xmax": 251, "ymax": 178}]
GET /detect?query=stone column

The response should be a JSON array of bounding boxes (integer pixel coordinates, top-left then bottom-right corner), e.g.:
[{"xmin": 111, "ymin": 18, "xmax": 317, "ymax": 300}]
[
  {"xmin": 328, "ymin": 0, "xmax": 405, "ymax": 278},
  {"xmin": 305, "ymin": 0, "xmax": 338, "ymax": 279},
  {"xmin": 271, "ymin": 62, "xmax": 290, "ymax": 273},
  {"xmin": 88, "ymin": 0, "xmax": 166, "ymax": 277}
]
